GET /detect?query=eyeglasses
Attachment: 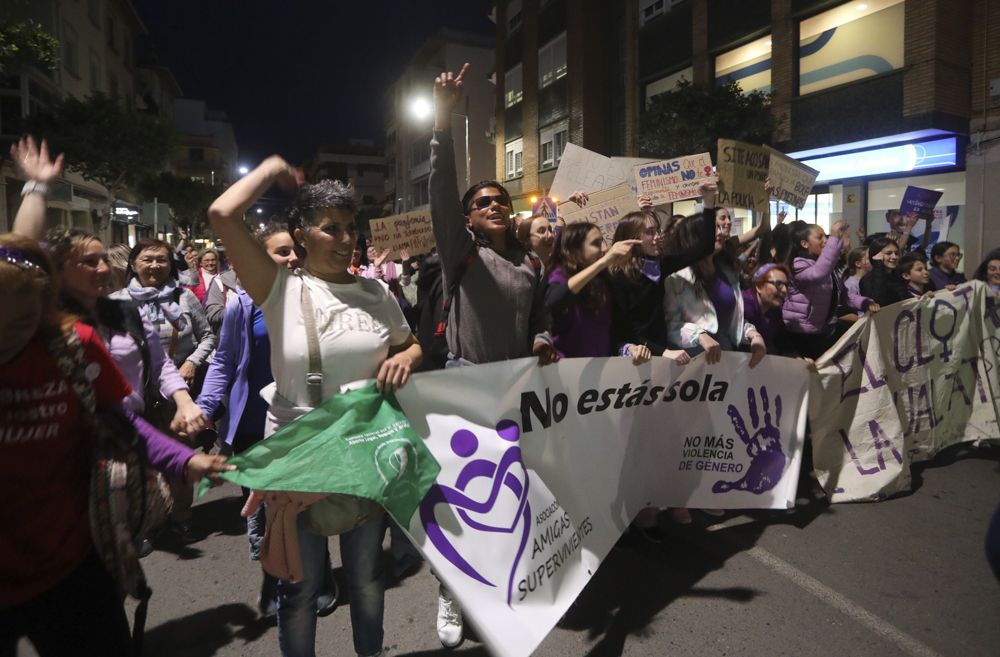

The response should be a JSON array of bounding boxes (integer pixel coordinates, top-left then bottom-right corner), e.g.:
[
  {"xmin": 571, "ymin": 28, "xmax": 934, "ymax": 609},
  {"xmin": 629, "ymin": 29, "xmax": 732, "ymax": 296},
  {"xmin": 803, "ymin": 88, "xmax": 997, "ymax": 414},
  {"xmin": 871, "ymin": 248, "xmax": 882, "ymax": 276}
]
[
  {"xmin": 763, "ymin": 279, "xmax": 789, "ymax": 290},
  {"xmin": 471, "ymin": 194, "xmax": 508, "ymax": 210},
  {"xmin": 945, "ymin": 252, "xmax": 963, "ymax": 260}
]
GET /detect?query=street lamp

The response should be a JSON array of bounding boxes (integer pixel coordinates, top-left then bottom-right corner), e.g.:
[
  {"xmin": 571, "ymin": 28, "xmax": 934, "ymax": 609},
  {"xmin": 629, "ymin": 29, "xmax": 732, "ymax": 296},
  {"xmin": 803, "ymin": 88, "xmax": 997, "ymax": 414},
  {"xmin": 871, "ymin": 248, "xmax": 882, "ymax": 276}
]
[
  {"xmin": 409, "ymin": 95, "xmax": 470, "ymax": 192},
  {"xmin": 238, "ymin": 165, "xmax": 250, "ymax": 176}
]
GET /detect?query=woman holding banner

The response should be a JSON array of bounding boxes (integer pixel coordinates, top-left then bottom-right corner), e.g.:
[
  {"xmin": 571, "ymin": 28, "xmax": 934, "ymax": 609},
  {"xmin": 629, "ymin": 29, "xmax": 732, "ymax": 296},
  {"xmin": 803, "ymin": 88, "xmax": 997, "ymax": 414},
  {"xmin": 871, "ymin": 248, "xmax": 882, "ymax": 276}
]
[{"xmin": 208, "ymin": 165, "xmax": 421, "ymax": 657}]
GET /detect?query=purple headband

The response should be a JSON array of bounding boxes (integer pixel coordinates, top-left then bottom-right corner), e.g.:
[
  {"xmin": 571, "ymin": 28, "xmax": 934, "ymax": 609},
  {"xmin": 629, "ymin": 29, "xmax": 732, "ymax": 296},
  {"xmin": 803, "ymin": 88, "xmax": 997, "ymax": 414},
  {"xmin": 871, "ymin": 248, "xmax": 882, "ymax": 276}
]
[
  {"xmin": 752, "ymin": 263, "xmax": 780, "ymax": 283},
  {"xmin": 0, "ymin": 246, "xmax": 46, "ymax": 272}
]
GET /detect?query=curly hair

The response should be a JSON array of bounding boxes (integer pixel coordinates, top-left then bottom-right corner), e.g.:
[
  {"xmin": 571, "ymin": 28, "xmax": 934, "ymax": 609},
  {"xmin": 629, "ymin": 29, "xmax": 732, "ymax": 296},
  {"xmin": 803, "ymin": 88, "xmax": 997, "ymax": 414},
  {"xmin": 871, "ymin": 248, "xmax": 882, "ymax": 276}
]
[{"xmin": 287, "ymin": 179, "xmax": 356, "ymax": 231}]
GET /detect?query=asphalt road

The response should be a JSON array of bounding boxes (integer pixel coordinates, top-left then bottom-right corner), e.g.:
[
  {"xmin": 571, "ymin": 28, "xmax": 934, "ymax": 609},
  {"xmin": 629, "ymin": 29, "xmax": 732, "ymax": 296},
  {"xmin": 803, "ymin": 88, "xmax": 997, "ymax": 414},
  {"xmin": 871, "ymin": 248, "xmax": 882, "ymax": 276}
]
[{"xmin": 19, "ymin": 443, "xmax": 1000, "ymax": 657}]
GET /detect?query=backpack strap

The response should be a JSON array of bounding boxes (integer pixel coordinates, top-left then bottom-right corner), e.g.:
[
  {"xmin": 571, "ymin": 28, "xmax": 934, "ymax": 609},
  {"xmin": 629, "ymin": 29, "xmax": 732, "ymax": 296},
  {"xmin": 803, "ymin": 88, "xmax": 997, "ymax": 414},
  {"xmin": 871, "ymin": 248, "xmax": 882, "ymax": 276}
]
[{"xmin": 435, "ymin": 249, "xmax": 476, "ymax": 338}]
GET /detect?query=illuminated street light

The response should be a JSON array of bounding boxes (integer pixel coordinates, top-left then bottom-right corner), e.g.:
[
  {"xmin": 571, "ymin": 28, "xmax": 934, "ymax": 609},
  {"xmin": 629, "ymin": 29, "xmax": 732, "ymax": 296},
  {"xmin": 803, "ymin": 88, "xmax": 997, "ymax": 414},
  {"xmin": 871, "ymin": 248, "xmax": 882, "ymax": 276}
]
[
  {"xmin": 409, "ymin": 97, "xmax": 432, "ymax": 121},
  {"xmin": 238, "ymin": 165, "xmax": 250, "ymax": 175},
  {"xmin": 408, "ymin": 96, "xmax": 469, "ymax": 191}
]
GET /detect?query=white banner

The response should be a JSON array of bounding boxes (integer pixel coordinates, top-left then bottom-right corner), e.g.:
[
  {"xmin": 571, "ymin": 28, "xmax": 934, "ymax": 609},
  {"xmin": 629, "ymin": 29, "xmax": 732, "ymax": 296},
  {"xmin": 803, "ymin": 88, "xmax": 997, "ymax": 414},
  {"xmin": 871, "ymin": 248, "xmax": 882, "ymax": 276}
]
[
  {"xmin": 810, "ymin": 283, "xmax": 1000, "ymax": 501},
  {"xmin": 392, "ymin": 354, "xmax": 809, "ymax": 657}
]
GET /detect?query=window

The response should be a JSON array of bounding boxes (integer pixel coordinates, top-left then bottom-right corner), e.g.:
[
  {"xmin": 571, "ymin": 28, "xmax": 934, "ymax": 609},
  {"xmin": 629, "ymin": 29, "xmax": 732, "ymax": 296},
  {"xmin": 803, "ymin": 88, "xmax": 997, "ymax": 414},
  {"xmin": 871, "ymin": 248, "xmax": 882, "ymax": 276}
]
[
  {"xmin": 640, "ymin": 0, "xmax": 665, "ymax": 25},
  {"xmin": 62, "ymin": 23, "xmax": 79, "ymax": 77},
  {"xmin": 504, "ymin": 64, "xmax": 523, "ymax": 108},
  {"xmin": 799, "ymin": 0, "xmax": 904, "ymax": 96},
  {"xmin": 27, "ymin": 79, "xmax": 57, "ymax": 116},
  {"xmin": 715, "ymin": 34, "xmax": 772, "ymax": 94},
  {"xmin": 538, "ymin": 33, "xmax": 567, "ymax": 89},
  {"xmin": 507, "ymin": 0, "xmax": 522, "ymax": 33},
  {"xmin": 411, "ymin": 177, "xmax": 429, "ymax": 207},
  {"xmin": 89, "ymin": 51, "xmax": 101, "ymax": 92},
  {"xmin": 539, "ymin": 121, "xmax": 568, "ymax": 170},
  {"xmin": 88, "ymin": 0, "xmax": 101, "ymax": 27},
  {"xmin": 505, "ymin": 139, "xmax": 524, "ymax": 179},
  {"xmin": 645, "ymin": 66, "xmax": 692, "ymax": 105}
]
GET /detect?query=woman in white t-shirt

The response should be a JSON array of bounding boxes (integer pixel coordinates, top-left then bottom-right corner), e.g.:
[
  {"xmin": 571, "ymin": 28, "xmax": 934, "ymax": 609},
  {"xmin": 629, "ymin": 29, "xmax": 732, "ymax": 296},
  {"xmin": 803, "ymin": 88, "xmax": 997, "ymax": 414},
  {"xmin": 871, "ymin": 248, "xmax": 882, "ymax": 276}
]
[{"xmin": 208, "ymin": 158, "xmax": 421, "ymax": 657}]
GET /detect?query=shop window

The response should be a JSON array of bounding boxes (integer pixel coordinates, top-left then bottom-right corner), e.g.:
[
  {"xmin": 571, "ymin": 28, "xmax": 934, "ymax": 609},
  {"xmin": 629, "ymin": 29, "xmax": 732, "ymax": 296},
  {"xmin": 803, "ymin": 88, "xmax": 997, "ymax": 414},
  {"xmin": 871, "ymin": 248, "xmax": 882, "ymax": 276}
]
[
  {"xmin": 714, "ymin": 34, "xmax": 771, "ymax": 94},
  {"xmin": 645, "ymin": 66, "xmax": 692, "ymax": 105},
  {"xmin": 538, "ymin": 33, "xmax": 567, "ymax": 89},
  {"xmin": 505, "ymin": 64, "xmax": 523, "ymax": 108},
  {"xmin": 539, "ymin": 121, "xmax": 568, "ymax": 170},
  {"xmin": 505, "ymin": 138, "xmax": 524, "ymax": 179},
  {"xmin": 799, "ymin": 0, "xmax": 904, "ymax": 96},
  {"xmin": 867, "ymin": 173, "xmax": 965, "ymax": 251}
]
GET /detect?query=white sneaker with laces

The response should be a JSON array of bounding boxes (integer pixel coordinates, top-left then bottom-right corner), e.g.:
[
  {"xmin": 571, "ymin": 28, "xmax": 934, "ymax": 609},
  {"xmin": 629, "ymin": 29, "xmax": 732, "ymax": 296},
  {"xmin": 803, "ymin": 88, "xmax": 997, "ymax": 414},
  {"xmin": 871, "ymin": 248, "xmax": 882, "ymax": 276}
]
[{"xmin": 436, "ymin": 586, "xmax": 464, "ymax": 648}]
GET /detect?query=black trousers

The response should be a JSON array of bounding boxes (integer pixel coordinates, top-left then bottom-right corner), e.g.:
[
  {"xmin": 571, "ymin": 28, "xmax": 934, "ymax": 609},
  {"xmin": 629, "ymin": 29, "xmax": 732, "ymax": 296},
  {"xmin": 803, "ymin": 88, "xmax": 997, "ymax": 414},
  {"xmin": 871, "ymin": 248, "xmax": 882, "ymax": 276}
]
[{"xmin": 0, "ymin": 551, "xmax": 132, "ymax": 657}]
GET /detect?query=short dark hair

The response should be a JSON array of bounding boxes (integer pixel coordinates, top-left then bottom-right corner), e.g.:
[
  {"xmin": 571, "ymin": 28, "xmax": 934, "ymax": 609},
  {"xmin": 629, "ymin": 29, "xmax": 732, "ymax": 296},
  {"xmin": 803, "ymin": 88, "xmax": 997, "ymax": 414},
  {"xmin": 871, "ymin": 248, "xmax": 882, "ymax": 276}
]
[
  {"xmin": 898, "ymin": 252, "xmax": 926, "ymax": 276},
  {"xmin": 287, "ymin": 179, "xmax": 356, "ymax": 230},
  {"xmin": 126, "ymin": 238, "xmax": 178, "ymax": 283},
  {"xmin": 254, "ymin": 219, "xmax": 290, "ymax": 246}
]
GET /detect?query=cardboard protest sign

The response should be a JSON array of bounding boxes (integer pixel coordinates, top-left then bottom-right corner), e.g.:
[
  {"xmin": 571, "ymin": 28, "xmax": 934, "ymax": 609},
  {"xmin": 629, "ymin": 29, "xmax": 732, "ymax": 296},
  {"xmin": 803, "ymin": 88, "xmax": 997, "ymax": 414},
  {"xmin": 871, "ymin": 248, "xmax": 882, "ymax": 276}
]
[
  {"xmin": 369, "ymin": 210, "xmax": 435, "ymax": 260},
  {"xmin": 611, "ymin": 156, "xmax": 658, "ymax": 195},
  {"xmin": 549, "ymin": 144, "xmax": 632, "ymax": 199},
  {"xmin": 765, "ymin": 146, "xmax": 819, "ymax": 210},
  {"xmin": 716, "ymin": 139, "xmax": 770, "ymax": 212},
  {"xmin": 633, "ymin": 152, "xmax": 714, "ymax": 205},
  {"xmin": 559, "ymin": 182, "xmax": 641, "ymax": 243},
  {"xmin": 899, "ymin": 186, "xmax": 943, "ymax": 221}
]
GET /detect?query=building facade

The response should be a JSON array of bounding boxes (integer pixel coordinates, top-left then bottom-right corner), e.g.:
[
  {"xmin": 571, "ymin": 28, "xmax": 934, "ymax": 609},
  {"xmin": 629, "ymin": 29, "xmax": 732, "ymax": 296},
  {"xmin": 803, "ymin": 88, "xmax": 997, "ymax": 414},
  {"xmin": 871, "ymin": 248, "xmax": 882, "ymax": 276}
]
[
  {"xmin": 384, "ymin": 29, "xmax": 495, "ymax": 213},
  {"xmin": 0, "ymin": 0, "xmax": 149, "ymax": 241},
  {"xmin": 172, "ymin": 98, "xmax": 239, "ymax": 189},
  {"xmin": 496, "ymin": 0, "xmax": 997, "ymax": 271}
]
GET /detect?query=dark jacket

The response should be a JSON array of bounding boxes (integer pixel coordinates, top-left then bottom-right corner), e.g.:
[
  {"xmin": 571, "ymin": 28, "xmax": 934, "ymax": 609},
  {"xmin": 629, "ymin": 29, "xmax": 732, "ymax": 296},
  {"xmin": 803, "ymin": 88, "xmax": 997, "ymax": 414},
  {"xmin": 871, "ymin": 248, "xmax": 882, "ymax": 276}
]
[{"xmin": 860, "ymin": 261, "xmax": 909, "ymax": 307}]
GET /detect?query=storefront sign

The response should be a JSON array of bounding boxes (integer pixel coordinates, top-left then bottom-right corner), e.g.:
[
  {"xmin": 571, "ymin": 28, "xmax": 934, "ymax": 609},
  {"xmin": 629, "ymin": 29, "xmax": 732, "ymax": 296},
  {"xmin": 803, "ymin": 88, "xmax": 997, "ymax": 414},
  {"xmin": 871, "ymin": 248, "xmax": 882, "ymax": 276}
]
[{"xmin": 800, "ymin": 137, "xmax": 959, "ymax": 183}]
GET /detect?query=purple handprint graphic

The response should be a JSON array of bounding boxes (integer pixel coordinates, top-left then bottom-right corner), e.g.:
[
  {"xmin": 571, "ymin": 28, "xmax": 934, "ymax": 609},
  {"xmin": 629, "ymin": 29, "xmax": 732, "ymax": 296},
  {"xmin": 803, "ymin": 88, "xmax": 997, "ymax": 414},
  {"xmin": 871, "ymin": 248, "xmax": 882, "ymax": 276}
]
[{"xmin": 713, "ymin": 387, "xmax": 787, "ymax": 494}]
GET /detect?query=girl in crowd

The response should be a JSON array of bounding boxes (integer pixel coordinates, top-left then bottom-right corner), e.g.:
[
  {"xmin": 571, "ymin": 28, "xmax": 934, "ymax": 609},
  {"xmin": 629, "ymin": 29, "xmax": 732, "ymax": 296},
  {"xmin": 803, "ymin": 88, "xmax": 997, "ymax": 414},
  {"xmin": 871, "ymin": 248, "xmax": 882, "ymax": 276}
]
[
  {"xmin": 209, "ymin": 158, "xmax": 420, "ymax": 657},
  {"xmin": 429, "ymin": 63, "xmax": 555, "ymax": 648},
  {"xmin": 663, "ymin": 207, "xmax": 767, "ymax": 366},
  {"xmin": 544, "ymin": 221, "xmax": 647, "ymax": 360},
  {"xmin": 0, "ymin": 232, "xmax": 229, "ymax": 657},
  {"xmin": 929, "ymin": 241, "xmax": 966, "ymax": 290},
  {"xmin": 843, "ymin": 246, "xmax": 871, "ymax": 298},
  {"xmin": 974, "ymin": 256, "xmax": 1000, "ymax": 293},
  {"xmin": 899, "ymin": 253, "xmax": 932, "ymax": 298},
  {"xmin": 516, "ymin": 213, "xmax": 559, "ymax": 271},
  {"xmin": 781, "ymin": 221, "xmax": 876, "ymax": 359},
  {"xmin": 860, "ymin": 237, "xmax": 909, "ymax": 307},
  {"xmin": 741, "ymin": 263, "xmax": 792, "ymax": 356}
]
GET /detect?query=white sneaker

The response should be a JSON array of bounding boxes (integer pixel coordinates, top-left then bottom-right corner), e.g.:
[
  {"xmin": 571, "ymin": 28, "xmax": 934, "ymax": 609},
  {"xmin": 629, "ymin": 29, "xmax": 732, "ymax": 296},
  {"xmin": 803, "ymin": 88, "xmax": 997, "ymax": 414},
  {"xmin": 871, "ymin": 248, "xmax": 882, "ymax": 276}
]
[{"xmin": 436, "ymin": 586, "xmax": 464, "ymax": 648}]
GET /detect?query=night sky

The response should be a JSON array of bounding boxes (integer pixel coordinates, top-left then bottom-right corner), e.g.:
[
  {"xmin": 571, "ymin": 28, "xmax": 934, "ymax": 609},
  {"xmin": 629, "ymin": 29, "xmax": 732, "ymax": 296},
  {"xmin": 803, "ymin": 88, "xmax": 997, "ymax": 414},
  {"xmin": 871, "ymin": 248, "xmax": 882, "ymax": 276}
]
[{"xmin": 133, "ymin": 0, "xmax": 495, "ymax": 166}]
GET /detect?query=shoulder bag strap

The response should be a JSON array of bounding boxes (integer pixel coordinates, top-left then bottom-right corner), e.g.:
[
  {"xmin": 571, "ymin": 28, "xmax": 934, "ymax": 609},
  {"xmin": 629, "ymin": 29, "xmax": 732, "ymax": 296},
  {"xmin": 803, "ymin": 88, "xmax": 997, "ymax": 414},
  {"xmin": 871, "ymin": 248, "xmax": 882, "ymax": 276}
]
[{"xmin": 298, "ymin": 274, "xmax": 324, "ymax": 407}]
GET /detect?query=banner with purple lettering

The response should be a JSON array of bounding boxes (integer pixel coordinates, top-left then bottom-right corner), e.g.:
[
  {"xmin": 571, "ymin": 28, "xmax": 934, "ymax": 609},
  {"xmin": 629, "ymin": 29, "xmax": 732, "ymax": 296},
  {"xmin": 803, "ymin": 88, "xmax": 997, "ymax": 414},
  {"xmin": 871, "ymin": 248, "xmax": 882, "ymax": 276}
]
[
  {"xmin": 810, "ymin": 282, "xmax": 1000, "ymax": 502},
  {"xmin": 391, "ymin": 354, "xmax": 809, "ymax": 657}
]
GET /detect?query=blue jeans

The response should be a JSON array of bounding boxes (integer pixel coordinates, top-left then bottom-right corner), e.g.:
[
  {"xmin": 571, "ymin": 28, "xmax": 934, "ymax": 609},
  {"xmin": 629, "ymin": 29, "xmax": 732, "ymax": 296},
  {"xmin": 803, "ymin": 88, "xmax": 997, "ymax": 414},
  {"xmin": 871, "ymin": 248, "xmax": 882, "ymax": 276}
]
[{"xmin": 277, "ymin": 513, "xmax": 385, "ymax": 657}]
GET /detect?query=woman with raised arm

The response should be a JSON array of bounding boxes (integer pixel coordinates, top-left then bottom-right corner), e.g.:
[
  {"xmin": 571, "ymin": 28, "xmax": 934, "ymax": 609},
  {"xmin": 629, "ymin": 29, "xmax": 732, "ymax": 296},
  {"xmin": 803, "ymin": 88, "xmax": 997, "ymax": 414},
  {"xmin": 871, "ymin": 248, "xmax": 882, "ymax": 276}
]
[
  {"xmin": 208, "ymin": 159, "xmax": 420, "ymax": 657},
  {"xmin": 428, "ymin": 62, "xmax": 556, "ymax": 648}
]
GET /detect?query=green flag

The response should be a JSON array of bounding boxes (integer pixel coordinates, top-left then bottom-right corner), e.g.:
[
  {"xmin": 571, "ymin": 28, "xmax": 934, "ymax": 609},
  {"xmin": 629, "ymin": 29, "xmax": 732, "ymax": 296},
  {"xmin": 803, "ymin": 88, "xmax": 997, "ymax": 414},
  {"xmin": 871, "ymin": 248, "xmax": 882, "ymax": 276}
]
[{"xmin": 200, "ymin": 381, "xmax": 439, "ymax": 525}]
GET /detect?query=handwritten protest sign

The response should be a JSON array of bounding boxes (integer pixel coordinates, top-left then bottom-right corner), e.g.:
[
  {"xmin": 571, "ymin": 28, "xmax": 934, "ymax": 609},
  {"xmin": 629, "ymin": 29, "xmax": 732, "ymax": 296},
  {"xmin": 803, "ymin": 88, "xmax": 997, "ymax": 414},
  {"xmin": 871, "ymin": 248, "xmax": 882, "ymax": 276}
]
[
  {"xmin": 810, "ymin": 282, "xmax": 1000, "ymax": 502},
  {"xmin": 369, "ymin": 210, "xmax": 435, "ymax": 260},
  {"xmin": 716, "ymin": 139, "xmax": 770, "ymax": 212},
  {"xmin": 560, "ymin": 182, "xmax": 641, "ymax": 243},
  {"xmin": 899, "ymin": 186, "xmax": 943, "ymax": 221},
  {"xmin": 633, "ymin": 152, "xmax": 714, "ymax": 205},
  {"xmin": 549, "ymin": 144, "xmax": 632, "ymax": 199},
  {"xmin": 765, "ymin": 146, "xmax": 819, "ymax": 209},
  {"xmin": 611, "ymin": 156, "xmax": 658, "ymax": 195}
]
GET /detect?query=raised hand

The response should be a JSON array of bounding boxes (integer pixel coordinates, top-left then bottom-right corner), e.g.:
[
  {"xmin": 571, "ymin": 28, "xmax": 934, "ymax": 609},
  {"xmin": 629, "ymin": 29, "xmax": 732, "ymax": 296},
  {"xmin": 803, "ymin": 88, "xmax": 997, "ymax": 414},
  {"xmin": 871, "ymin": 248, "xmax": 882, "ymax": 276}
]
[
  {"xmin": 433, "ymin": 63, "xmax": 470, "ymax": 130},
  {"xmin": 830, "ymin": 220, "xmax": 848, "ymax": 239},
  {"xmin": 776, "ymin": 209, "xmax": 787, "ymax": 224},
  {"xmin": 698, "ymin": 177, "xmax": 719, "ymax": 207},
  {"xmin": 567, "ymin": 190, "xmax": 589, "ymax": 207},
  {"xmin": 637, "ymin": 195, "xmax": 653, "ymax": 209},
  {"xmin": 11, "ymin": 135, "xmax": 64, "ymax": 184},
  {"xmin": 713, "ymin": 386, "xmax": 787, "ymax": 495},
  {"xmin": 603, "ymin": 239, "xmax": 640, "ymax": 267}
]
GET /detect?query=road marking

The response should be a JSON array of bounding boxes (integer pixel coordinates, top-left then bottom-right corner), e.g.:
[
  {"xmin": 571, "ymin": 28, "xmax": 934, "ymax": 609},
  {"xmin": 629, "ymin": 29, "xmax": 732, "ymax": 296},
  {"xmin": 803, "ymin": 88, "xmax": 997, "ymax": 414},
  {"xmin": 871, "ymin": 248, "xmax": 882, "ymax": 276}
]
[{"xmin": 745, "ymin": 546, "xmax": 947, "ymax": 657}]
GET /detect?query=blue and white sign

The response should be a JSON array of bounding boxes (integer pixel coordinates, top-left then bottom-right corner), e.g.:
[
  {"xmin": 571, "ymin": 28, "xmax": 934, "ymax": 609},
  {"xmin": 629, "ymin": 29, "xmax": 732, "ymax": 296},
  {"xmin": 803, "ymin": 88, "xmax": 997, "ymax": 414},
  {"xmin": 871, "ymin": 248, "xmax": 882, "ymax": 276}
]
[{"xmin": 799, "ymin": 137, "xmax": 958, "ymax": 183}]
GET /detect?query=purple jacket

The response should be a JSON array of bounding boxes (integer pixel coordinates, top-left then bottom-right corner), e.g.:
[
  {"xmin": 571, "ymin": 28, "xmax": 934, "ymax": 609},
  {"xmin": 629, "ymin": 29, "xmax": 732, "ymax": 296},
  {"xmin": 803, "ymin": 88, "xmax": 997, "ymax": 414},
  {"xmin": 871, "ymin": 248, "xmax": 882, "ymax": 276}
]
[
  {"xmin": 129, "ymin": 411, "xmax": 193, "ymax": 481},
  {"xmin": 783, "ymin": 236, "xmax": 871, "ymax": 334},
  {"xmin": 197, "ymin": 291, "xmax": 256, "ymax": 446}
]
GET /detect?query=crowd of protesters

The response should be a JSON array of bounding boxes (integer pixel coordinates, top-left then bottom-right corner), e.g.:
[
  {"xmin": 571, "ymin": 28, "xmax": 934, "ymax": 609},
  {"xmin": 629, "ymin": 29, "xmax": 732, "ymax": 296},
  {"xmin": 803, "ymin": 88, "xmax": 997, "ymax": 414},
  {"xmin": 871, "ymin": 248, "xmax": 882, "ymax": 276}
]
[{"xmin": 3, "ymin": 61, "xmax": 1000, "ymax": 657}]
